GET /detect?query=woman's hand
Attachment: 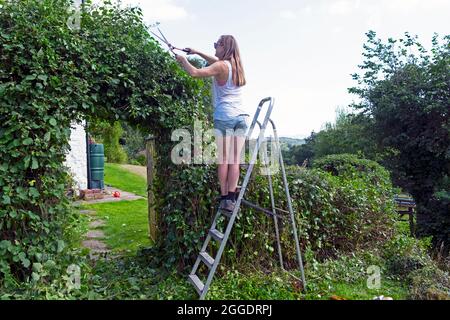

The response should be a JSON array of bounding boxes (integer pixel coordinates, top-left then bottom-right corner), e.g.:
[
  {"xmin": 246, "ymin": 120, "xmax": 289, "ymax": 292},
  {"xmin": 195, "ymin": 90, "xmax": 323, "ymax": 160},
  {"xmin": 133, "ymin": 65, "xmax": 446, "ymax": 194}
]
[
  {"xmin": 175, "ymin": 54, "xmax": 187, "ymax": 64},
  {"xmin": 184, "ymin": 48, "xmax": 196, "ymax": 55}
]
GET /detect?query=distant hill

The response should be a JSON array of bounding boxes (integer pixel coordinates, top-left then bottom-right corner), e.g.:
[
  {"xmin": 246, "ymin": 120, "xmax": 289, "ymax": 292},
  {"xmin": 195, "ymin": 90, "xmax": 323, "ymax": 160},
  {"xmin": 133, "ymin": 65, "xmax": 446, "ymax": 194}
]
[
  {"xmin": 247, "ymin": 137, "xmax": 305, "ymax": 152},
  {"xmin": 279, "ymin": 137, "xmax": 305, "ymax": 147}
]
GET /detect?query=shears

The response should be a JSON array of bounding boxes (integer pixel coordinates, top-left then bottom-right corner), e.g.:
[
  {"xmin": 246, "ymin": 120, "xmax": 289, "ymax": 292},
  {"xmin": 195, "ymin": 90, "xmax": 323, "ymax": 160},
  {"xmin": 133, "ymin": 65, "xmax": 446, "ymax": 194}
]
[{"xmin": 149, "ymin": 22, "xmax": 191, "ymax": 56}]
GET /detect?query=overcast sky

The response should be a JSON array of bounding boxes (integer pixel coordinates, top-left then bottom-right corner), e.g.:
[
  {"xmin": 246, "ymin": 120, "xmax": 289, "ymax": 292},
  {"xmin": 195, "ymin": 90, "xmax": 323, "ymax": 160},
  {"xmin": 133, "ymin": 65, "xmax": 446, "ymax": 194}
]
[{"xmin": 84, "ymin": 0, "xmax": 450, "ymax": 138}]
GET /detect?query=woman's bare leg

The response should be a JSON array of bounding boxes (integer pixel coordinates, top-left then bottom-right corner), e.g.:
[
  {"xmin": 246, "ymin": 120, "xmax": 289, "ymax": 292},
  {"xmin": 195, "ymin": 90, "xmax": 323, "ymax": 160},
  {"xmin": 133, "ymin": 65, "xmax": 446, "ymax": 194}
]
[
  {"xmin": 216, "ymin": 135, "xmax": 231, "ymax": 196},
  {"xmin": 227, "ymin": 135, "xmax": 246, "ymax": 193}
]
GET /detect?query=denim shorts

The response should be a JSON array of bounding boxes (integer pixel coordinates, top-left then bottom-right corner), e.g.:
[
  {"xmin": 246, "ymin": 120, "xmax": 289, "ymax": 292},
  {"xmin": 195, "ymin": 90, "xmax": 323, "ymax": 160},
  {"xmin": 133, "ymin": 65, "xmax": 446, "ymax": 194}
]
[{"xmin": 214, "ymin": 114, "xmax": 250, "ymax": 137}]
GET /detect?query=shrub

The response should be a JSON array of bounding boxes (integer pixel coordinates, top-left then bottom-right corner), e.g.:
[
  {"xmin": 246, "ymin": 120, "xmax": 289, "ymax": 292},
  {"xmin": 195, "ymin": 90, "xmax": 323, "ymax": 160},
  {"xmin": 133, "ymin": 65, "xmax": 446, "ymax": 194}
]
[
  {"xmin": 383, "ymin": 234, "xmax": 431, "ymax": 277},
  {"xmin": 382, "ymin": 233, "xmax": 449, "ymax": 300},
  {"xmin": 185, "ymin": 154, "xmax": 398, "ymax": 269},
  {"xmin": 135, "ymin": 154, "xmax": 146, "ymax": 166},
  {"xmin": 101, "ymin": 122, "xmax": 128, "ymax": 164},
  {"xmin": 287, "ymin": 167, "xmax": 396, "ymax": 260},
  {"xmin": 408, "ymin": 265, "xmax": 450, "ymax": 300}
]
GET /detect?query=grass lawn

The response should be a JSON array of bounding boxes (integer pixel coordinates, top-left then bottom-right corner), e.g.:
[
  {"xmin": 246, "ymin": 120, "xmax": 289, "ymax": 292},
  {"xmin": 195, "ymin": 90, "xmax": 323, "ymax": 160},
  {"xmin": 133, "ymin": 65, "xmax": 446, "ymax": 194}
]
[
  {"xmin": 104, "ymin": 163, "xmax": 148, "ymax": 197},
  {"xmin": 303, "ymin": 279, "xmax": 409, "ymax": 300},
  {"xmin": 79, "ymin": 199, "xmax": 151, "ymax": 255}
]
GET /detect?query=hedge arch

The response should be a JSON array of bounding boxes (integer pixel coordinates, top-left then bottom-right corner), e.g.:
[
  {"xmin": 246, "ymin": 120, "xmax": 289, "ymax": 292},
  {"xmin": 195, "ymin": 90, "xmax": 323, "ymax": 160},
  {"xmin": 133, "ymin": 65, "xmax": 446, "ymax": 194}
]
[{"xmin": 0, "ymin": 0, "xmax": 217, "ymax": 280}]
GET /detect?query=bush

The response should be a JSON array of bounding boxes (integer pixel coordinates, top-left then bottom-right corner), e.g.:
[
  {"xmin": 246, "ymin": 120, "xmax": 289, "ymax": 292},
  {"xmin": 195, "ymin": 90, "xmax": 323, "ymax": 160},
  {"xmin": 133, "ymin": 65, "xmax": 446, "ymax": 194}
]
[
  {"xmin": 135, "ymin": 154, "xmax": 146, "ymax": 166},
  {"xmin": 101, "ymin": 122, "xmax": 128, "ymax": 164},
  {"xmin": 408, "ymin": 265, "xmax": 450, "ymax": 300},
  {"xmin": 121, "ymin": 122, "xmax": 147, "ymax": 162},
  {"xmin": 381, "ymin": 233, "xmax": 449, "ymax": 300},
  {"xmin": 417, "ymin": 192, "xmax": 450, "ymax": 255},
  {"xmin": 181, "ymin": 154, "xmax": 398, "ymax": 269},
  {"xmin": 298, "ymin": 154, "xmax": 397, "ymax": 259},
  {"xmin": 288, "ymin": 168, "xmax": 396, "ymax": 260},
  {"xmin": 383, "ymin": 234, "xmax": 430, "ymax": 277}
]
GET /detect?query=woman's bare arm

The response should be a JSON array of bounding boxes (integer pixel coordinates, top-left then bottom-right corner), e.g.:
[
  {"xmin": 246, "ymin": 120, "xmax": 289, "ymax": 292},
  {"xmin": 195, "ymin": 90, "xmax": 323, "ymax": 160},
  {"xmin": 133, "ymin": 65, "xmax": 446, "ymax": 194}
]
[
  {"xmin": 185, "ymin": 48, "xmax": 218, "ymax": 65},
  {"xmin": 177, "ymin": 56, "xmax": 224, "ymax": 78}
]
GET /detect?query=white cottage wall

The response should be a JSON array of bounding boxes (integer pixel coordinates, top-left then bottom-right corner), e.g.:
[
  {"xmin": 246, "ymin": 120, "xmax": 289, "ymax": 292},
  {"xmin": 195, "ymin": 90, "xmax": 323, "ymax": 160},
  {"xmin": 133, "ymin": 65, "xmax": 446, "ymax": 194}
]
[{"xmin": 64, "ymin": 120, "xmax": 88, "ymax": 194}]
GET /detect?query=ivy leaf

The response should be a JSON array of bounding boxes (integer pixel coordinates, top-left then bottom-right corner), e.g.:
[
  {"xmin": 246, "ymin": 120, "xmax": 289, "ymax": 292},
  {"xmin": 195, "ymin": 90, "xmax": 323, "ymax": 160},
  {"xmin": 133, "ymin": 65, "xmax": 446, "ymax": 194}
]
[
  {"xmin": 21, "ymin": 258, "xmax": 31, "ymax": 268},
  {"xmin": 0, "ymin": 240, "xmax": 11, "ymax": 250},
  {"xmin": 31, "ymin": 272, "xmax": 40, "ymax": 282},
  {"xmin": 2, "ymin": 195, "xmax": 11, "ymax": 205},
  {"xmin": 29, "ymin": 187, "xmax": 39, "ymax": 198},
  {"xmin": 57, "ymin": 240, "xmax": 65, "ymax": 253},
  {"xmin": 16, "ymin": 187, "xmax": 27, "ymax": 200},
  {"xmin": 32, "ymin": 263, "xmax": 43, "ymax": 273},
  {"xmin": 25, "ymin": 74, "xmax": 37, "ymax": 81},
  {"xmin": 49, "ymin": 118, "xmax": 57, "ymax": 126},
  {"xmin": 23, "ymin": 155, "xmax": 31, "ymax": 169},
  {"xmin": 31, "ymin": 157, "xmax": 39, "ymax": 170},
  {"xmin": 37, "ymin": 75, "xmax": 48, "ymax": 82},
  {"xmin": 23, "ymin": 137, "xmax": 33, "ymax": 145}
]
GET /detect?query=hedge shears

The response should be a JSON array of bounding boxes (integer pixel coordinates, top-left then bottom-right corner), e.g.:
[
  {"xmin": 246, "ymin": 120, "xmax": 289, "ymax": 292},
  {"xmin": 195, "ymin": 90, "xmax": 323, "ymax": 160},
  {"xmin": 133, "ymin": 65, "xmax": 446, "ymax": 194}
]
[{"xmin": 149, "ymin": 22, "xmax": 191, "ymax": 56}]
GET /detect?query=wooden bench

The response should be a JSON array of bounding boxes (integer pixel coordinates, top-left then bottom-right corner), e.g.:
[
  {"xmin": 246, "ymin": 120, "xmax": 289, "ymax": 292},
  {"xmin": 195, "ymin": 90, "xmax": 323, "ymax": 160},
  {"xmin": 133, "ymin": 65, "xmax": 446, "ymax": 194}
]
[{"xmin": 394, "ymin": 196, "xmax": 416, "ymax": 236}]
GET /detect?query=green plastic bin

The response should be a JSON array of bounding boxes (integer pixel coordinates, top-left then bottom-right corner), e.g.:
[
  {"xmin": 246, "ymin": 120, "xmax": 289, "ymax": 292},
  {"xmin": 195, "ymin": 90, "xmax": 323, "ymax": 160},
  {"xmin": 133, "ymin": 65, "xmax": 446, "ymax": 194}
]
[{"xmin": 89, "ymin": 143, "xmax": 104, "ymax": 190}]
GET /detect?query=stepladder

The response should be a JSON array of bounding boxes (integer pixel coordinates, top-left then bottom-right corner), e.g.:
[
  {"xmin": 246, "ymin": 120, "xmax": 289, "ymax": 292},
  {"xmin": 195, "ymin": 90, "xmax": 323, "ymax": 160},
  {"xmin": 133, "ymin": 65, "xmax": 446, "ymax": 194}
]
[{"xmin": 188, "ymin": 97, "xmax": 306, "ymax": 299}]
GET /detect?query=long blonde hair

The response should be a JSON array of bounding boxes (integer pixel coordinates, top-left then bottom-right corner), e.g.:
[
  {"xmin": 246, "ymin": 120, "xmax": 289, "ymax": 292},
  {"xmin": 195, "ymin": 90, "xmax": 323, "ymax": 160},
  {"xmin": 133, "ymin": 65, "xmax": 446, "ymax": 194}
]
[{"xmin": 218, "ymin": 35, "xmax": 246, "ymax": 87}]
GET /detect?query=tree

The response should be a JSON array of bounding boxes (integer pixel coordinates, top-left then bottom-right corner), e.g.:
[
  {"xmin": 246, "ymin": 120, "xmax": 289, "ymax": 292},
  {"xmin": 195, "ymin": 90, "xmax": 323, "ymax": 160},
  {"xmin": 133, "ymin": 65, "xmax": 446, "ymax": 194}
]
[
  {"xmin": 313, "ymin": 108, "xmax": 378, "ymax": 160},
  {"xmin": 349, "ymin": 31, "xmax": 450, "ymax": 252},
  {"xmin": 89, "ymin": 119, "xmax": 128, "ymax": 164},
  {"xmin": 283, "ymin": 131, "xmax": 316, "ymax": 165}
]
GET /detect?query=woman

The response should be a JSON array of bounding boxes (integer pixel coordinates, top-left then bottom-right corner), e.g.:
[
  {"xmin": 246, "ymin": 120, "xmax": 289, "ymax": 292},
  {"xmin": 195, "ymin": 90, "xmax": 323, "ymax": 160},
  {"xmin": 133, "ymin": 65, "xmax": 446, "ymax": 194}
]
[{"xmin": 175, "ymin": 35, "xmax": 248, "ymax": 212}]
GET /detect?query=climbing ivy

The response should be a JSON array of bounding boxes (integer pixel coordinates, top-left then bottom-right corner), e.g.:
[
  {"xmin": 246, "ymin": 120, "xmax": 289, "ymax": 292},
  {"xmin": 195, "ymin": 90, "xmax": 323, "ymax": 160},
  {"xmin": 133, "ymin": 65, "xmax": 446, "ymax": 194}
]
[{"xmin": 0, "ymin": 0, "xmax": 210, "ymax": 283}]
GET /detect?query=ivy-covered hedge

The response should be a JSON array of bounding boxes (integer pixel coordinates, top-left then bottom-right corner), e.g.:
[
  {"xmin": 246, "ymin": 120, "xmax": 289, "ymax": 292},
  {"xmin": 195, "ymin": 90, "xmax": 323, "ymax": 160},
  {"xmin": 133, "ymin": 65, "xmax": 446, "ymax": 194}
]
[
  {"xmin": 150, "ymin": 154, "xmax": 398, "ymax": 270},
  {"xmin": 0, "ymin": 0, "xmax": 210, "ymax": 283}
]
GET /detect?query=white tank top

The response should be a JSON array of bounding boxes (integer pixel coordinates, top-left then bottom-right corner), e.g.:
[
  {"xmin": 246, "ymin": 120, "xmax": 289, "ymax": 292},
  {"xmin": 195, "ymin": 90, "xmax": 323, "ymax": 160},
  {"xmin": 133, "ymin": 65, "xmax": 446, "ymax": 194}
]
[{"xmin": 212, "ymin": 60, "xmax": 246, "ymax": 121}]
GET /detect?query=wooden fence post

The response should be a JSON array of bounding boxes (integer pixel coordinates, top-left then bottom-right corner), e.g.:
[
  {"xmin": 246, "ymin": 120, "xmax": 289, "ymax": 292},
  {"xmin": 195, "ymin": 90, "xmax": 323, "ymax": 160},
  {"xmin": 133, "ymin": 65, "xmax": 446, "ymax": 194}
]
[
  {"xmin": 146, "ymin": 135, "xmax": 158, "ymax": 243},
  {"xmin": 409, "ymin": 207, "xmax": 415, "ymax": 237}
]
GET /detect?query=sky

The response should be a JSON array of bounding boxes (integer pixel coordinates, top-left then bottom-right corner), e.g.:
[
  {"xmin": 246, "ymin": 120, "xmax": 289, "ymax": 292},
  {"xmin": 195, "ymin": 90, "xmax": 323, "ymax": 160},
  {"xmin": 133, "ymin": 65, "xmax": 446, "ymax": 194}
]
[{"xmin": 83, "ymin": 0, "xmax": 450, "ymax": 138}]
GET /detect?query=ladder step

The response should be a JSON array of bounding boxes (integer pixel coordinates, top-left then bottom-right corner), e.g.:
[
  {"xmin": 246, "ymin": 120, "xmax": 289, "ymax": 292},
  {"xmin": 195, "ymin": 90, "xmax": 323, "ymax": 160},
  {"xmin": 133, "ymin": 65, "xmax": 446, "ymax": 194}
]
[
  {"xmin": 209, "ymin": 229, "xmax": 224, "ymax": 242},
  {"xmin": 220, "ymin": 209, "xmax": 232, "ymax": 219},
  {"xmin": 241, "ymin": 199, "xmax": 282, "ymax": 218},
  {"xmin": 199, "ymin": 251, "xmax": 215, "ymax": 269},
  {"xmin": 188, "ymin": 274, "xmax": 204, "ymax": 295}
]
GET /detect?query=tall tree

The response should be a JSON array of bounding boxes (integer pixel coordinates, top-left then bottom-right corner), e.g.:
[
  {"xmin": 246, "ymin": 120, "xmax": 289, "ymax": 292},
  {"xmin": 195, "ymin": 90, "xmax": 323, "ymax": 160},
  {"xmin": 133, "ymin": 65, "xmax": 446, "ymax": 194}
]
[{"xmin": 349, "ymin": 31, "xmax": 450, "ymax": 251}]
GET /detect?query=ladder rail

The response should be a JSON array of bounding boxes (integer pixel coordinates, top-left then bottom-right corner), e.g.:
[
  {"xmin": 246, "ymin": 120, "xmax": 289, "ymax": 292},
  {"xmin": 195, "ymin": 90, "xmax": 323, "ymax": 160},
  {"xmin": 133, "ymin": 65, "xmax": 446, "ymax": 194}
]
[
  {"xmin": 256, "ymin": 121, "xmax": 284, "ymax": 270},
  {"xmin": 190, "ymin": 209, "xmax": 223, "ymax": 276},
  {"xmin": 188, "ymin": 97, "xmax": 307, "ymax": 299},
  {"xmin": 268, "ymin": 118, "xmax": 306, "ymax": 287},
  {"xmin": 199, "ymin": 97, "xmax": 275, "ymax": 299}
]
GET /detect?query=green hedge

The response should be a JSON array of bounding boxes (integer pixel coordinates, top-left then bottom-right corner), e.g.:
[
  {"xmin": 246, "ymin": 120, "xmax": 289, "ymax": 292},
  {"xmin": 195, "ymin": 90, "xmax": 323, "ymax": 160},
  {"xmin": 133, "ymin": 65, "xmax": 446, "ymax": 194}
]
[
  {"xmin": 146, "ymin": 154, "xmax": 398, "ymax": 270},
  {"xmin": 0, "ymin": 0, "xmax": 209, "ymax": 284}
]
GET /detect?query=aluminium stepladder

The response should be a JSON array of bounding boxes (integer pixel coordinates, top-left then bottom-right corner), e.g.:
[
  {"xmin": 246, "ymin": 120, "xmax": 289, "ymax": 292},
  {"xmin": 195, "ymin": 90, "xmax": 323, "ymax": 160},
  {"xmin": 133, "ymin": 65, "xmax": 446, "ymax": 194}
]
[{"xmin": 188, "ymin": 97, "xmax": 306, "ymax": 299}]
